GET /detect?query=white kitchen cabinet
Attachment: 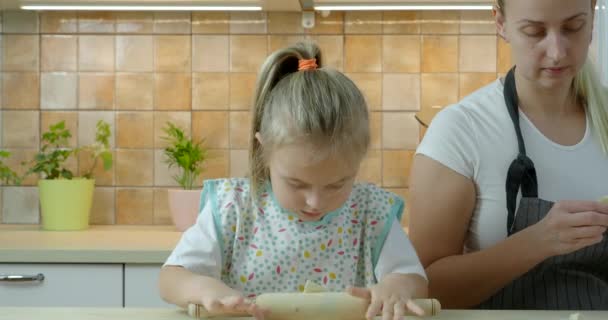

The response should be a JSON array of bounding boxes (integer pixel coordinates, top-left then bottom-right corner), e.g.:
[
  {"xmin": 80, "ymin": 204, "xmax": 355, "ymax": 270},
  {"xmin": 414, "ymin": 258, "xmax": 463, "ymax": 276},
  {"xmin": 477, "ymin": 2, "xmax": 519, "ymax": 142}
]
[
  {"xmin": 0, "ymin": 263, "xmax": 123, "ymax": 307},
  {"xmin": 124, "ymin": 264, "xmax": 175, "ymax": 308}
]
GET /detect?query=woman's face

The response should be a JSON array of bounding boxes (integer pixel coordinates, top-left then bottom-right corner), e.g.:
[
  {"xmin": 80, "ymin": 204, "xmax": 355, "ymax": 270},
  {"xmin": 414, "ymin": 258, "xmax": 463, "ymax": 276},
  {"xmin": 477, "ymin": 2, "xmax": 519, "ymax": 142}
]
[{"xmin": 496, "ymin": 0, "xmax": 595, "ymax": 89}]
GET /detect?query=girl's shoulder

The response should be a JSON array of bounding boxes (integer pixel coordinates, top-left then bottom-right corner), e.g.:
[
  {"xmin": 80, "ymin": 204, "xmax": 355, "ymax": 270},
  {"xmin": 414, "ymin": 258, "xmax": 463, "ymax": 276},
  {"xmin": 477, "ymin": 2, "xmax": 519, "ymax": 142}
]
[{"xmin": 349, "ymin": 183, "xmax": 404, "ymax": 217}]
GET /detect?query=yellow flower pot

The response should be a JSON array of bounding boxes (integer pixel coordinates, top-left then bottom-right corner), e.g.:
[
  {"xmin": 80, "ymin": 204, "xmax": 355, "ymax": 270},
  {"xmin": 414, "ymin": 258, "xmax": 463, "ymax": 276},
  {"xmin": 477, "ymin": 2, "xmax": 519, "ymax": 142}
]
[{"xmin": 38, "ymin": 179, "xmax": 95, "ymax": 231}]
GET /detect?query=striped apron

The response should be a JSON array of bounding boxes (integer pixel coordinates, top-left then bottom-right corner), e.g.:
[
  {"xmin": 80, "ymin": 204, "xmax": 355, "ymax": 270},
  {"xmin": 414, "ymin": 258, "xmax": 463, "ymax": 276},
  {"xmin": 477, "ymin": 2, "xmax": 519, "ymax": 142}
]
[{"xmin": 477, "ymin": 67, "xmax": 608, "ymax": 309}]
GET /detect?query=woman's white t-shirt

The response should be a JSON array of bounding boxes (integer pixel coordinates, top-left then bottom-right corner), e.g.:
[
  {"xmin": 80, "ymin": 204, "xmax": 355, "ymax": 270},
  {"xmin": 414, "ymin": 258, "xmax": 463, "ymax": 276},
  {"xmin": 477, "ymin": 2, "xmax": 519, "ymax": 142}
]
[{"xmin": 416, "ymin": 79, "xmax": 608, "ymax": 252}]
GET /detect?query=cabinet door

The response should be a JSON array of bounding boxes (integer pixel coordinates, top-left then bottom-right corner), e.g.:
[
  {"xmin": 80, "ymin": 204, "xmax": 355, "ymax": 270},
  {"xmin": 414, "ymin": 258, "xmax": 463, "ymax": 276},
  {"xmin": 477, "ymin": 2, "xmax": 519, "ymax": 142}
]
[
  {"xmin": 124, "ymin": 264, "xmax": 174, "ymax": 308},
  {"xmin": 0, "ymin": 263, "xmax": 123, "ymax": 307}
]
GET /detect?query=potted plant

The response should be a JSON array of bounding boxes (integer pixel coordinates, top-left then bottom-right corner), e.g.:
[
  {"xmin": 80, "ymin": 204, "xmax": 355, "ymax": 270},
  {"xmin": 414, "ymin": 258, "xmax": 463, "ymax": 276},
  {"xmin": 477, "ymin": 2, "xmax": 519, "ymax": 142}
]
[
  {"xmin": 23, "ymin": 120, "xmax": 112, "ymax": 231},
  {"xmin": 0, "ymin": 151, "xmax": 22, "ymax": 186},
  {"xmin": 162, "ymin": 122, "xmax": 208, "ymax": 231}
]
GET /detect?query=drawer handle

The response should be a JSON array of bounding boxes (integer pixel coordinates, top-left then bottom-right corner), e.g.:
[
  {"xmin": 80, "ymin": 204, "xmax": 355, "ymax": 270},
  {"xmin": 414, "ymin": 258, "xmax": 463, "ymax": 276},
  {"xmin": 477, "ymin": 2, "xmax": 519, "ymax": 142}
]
[{"xmin": 0, "ymin": 273, "xmax": 45, "ymax": 282}]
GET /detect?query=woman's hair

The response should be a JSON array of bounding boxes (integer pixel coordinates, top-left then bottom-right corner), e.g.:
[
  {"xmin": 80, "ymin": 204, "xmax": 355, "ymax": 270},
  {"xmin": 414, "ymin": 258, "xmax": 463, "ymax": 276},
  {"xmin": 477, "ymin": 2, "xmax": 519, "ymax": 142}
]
[
  {"xmin": 249, "ymin": 41, "xmax": 369, "ymax": 194},
  {"xmin": 496, "ymin": 0, "xmax": 608, "ymax": 153}
]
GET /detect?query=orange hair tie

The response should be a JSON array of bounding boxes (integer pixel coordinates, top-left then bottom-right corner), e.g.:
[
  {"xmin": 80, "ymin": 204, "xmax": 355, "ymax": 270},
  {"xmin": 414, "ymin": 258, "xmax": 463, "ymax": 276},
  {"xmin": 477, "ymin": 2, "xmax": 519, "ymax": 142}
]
[{"xmin": 298, "ymin": 58, "xmax": 318, "ymax": 71}]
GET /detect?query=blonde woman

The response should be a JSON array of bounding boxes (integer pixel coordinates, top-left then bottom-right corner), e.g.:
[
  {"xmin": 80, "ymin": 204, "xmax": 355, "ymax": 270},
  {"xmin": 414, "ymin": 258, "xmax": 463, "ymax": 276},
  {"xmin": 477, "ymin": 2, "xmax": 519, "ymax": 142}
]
[
  {"xmin": 159, "ymin": 42, "xmax": 428, "ymax": 319},
  {"xmin": 410, "ymin": 0, "xmax": 608, "ymax": 309}
]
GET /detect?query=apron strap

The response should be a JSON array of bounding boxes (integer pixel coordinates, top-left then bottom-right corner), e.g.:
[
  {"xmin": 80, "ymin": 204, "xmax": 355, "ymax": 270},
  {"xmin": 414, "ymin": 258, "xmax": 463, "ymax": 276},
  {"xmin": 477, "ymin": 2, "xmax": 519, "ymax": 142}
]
[{"xmin": 504, "ymin": 67, "xmax": 539, "ymax": 233}]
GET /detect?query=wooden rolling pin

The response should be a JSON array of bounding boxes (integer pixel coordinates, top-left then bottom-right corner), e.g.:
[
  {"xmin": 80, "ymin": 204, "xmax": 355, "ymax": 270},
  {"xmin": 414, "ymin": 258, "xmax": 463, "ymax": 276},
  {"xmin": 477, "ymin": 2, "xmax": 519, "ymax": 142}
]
[{"xmin": 187, "ymin": 293, "xmax": 441, "ymax": 319}]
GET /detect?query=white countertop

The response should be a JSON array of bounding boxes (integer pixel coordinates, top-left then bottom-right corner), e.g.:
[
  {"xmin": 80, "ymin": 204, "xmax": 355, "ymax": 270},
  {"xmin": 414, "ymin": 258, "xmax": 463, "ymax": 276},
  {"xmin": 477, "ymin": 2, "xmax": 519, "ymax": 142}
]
[
  {"xmin": 0, "ymin": 308, "xmax": 606, "ymax": 320},
  {"xmin": 0, "ymin": 225, "xmax": 182, "ymax": 264}
]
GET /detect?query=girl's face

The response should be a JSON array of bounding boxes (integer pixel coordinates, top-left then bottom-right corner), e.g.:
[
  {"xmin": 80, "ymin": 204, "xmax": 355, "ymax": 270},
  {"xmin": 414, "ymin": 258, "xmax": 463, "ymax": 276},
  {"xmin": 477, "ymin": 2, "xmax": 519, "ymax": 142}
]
[
  {"xmin": 496, "ymin": 0, "xmax": 594, "ymax": 89},
  {"xmin": 265, "ymin": 141, "xmax": 360, "ymax": 222}
]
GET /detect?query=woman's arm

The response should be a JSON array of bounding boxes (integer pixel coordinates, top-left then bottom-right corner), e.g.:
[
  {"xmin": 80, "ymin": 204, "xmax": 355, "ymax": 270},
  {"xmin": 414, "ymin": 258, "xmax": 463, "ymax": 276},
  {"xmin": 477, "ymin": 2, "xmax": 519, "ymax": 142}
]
[{"xmin": 408, "ymin": 155, "xmax": 547, "ymax": 308}]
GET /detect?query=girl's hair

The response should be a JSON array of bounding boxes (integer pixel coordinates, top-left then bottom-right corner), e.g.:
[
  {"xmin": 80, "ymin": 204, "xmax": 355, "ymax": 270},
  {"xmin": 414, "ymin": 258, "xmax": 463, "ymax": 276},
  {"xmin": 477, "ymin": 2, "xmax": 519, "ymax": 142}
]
[
  {"xmin": 249, "ymin": 41, "xmax": 369, "ymax": 194},
  {"xmin": 496, "ymin": 0, "xmax": 608, "ymax": 154}
]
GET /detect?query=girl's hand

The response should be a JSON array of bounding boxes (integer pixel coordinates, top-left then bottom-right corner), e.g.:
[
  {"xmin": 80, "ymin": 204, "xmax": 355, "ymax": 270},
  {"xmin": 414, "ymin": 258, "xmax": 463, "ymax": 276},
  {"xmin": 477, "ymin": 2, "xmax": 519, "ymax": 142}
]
[
  {"xmin": 200, "ymin": 294, "xmax": 268, "ymax": 319},
  {"xmin": 347, "ymin": 277, "xmax": 425, "ymax": 320}
]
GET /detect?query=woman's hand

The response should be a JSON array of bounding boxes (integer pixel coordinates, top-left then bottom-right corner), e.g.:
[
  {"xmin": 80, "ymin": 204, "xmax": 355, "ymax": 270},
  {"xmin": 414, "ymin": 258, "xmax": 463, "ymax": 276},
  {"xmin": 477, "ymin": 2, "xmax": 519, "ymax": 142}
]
[
  {"xmin": 528, "ymin": 200, "xmax": 608, "ymax": 259},
  {"xmin": 347, "ymin": 274, "xmax": 426, "ymax": 320}
]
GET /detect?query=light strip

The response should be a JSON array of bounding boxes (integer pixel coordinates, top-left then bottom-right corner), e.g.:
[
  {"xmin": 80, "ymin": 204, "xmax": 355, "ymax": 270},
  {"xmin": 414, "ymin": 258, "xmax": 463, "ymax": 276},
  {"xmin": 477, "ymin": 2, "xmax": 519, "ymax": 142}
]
[
  {"xmin": 21, "ymin": 5, "xmax": 262, "ymax": 11},
  {"xmin": 314, "ymin": 5, "xmax": 493, "ymax": 10}
]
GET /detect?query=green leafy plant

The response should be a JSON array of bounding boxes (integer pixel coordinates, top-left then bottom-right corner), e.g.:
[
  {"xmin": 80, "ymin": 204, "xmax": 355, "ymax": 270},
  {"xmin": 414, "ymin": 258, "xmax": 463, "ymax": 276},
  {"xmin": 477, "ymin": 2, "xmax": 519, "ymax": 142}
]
[
  {"xmin": 0, "ymin": 151, "xmax": 21, "ymax": 185},
  {"xmin": 24, "ymin": 120, "xmax": 113, "ymax": 180},
  {"xmin": 162, "ymin": 122, "xmax": 208, "ymax": 190}
]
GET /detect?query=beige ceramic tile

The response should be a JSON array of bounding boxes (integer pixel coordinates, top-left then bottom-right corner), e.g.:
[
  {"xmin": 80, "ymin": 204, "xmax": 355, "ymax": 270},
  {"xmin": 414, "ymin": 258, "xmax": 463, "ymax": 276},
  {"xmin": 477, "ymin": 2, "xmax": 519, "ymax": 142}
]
[
  {"xmin": 1, "ymin": 149, "xmax": 39, "ymax": 186},
  {"xmin": 78, "ymin": 35, "xmax": 115, "ymax": 72},
  {"xmin": 40, "ymin": 11, "xmax": 78, "ymax": 33},
  {"xmin": 382, "ymin": 150, "xmax": 415, "ymax": 188},
  {"xmin": 153, "ymin": 12, "xmax": 191, "ymax": 34},
  {"xmin": 420, "ymin": 11, "xmax": 460, "ymax": 34},
  {"xmin": 3, "ymin": 73, "xmax": 39, "ymax": 109},
  {"xmin": 41, "ymin": 35, "xmax": 77, "ymax": 71},
  {"xmin": 268, "ymin": 12, "xmax": 303, "ymax": 34},
  {"xmin": 421, "ymin": 35, "xmax": 458, "ymax": 73},
  {"xmin": 3, "ymin": 11, "xmax": 39, "ymax": 34},
  {"xmin": 192, "ymin": 111, "xmax": 229, "ymax": 149},
  {"xmin": 497, "ymin": 37, "xmax": 513, "ymax": 73},
  {"xmin": 460, "ymin": 35, "xmax": 497, "ymax": 72},
  {"xmin": 115, "ymin": 150, "xmax": 154, "ymax": 187},
  {"xmin": 78, "ymin": 111, "xmax": 115, "ymax": 148},
  {"xmin": 306, "ymin": 11, "xmax": 344, "ymax": 34},
  {"xmin": 89, "ymin": 187, "xmax": 115, "ymax": 225},
  {"xmin": 267, "ymin": 35, "xmax": 306, "ymax": 52},
  {"xmin": 41, "ymin": 72, "xmax": 77, "ymax": 110},
  {"xmin": 460, "ymin": 10, "xmax": 496, "ymax": 34},
  {"xmin": 459, "ymin": 73, "xmax": 498, "ymax": 99},
  {"xmin": 192, "ymin": 35, "xmax": 230, "ymax": 72},
  {"xmin": 421, "ymin": 73, "xmax": 459, "ymax": 110},
  {"xmin": 383, "ymin": 35, "xmax": 420, "ymax": 72},
  {"xmin": 346, "ymin": 73, "xmax": 382, "ymax": 110},
  {"xmin": 2, "ymin": 187, "xmax": 39, "ymax": 224},
  {"xmin": 116, "ymin": 36, "xmax": 154, "ymax": 72},
  {"xmin": 383, "ymin": 112, "xmax": 419, "ymax": 150},
  {"xmin": 115, "ymin": 12, "xmax": 154, "ymax": 33},
  {"xmin": 345, "ymin": 11, "xmax": 382, "ymax": 34},
  {"xmin": 357, "ymin": 149, "xmax": 381, "ymax": 185},
  {"xmin": 78, "ymin": 149, "xmax": 115, "ymax": 186},
  {"xmin": 153, "ymin": 188, "xmax": 171, "ymax": 225},
  {"xmin": 229, "ymin": 149, "xmax": 249, "ymax": 178},
  {"xmin": 115, "ymin": 73, "xmax": 154, "ymax": 110},
  {"xmin": 310, "ymin": 35, "xmax": 343, "ymax": 71},
  {"xmin": 155, "ymin": 35, "xmax": 191, "ymax": 72},
  {"xmin": 41, "ymin": 111, "xmax": 78, "ymax": 147},
  {"xmin": 383, "ymin": 11, "xmax": 420, "ymax": 34},
  {"xmin": 78, "ymin": 12, "xmax": 115, "ymax": 33},
  {"xmin": 344, "ymin": 35, "xmax": 381, "ymax": 72},
  {"xmin": 231, "ymin": 35, "xmax": 267, "ymax": 72},
  {"xmin": 229, "ymin": 111, "xmax": 251, "ymax": 149},
  {"xmin": 3, "ymin": 35, "xmax": 39, "ymax": 71},
  {"xmin": 230, "ymin": 12, "xmax": 267, "ymax": 34},
  {"xmin": 192, "ymin": 12, "xmax": 229, "ymax": 34},
  {"xmin": 79, "ymin": 73, "xmax": 115, "ymax": 110},
  {"xmin": 153, "ymin": 111, "xmax": 192, "ymax": 148},
  {"xmin": 369, "ymin": 112, "xmax": 382, "ymax": 150},
  {"xmin": 2, "ymin": 111, "xmax": 39, "ymax": 148},
  {"xmin": 116, "ymin": 188, "xmax": 154, "ymax": 225},
  {"xmin": 154, "ymin": 73, "xmax": 192, "ymax": 111},
  {"xmin": 200, "ymin": 149, "xmax": 229, "ymax": 180},
  {"xmin": 154, "ymin": 149, "xmax": 180, "ymax": 187},
  {"xmin": 382, "ymin": 73, "xmax": 420, "ymax": 111},
  {"xmin": 116, "ymin": 112, "xmax": 154, "ymax": 148},
  {"xmin": 192, "ymin": 73, "xmax": 229, "ymax": 110},
  {"xmin": 230, "ymin": 73, "xmax": 257, "ymax": 110}
]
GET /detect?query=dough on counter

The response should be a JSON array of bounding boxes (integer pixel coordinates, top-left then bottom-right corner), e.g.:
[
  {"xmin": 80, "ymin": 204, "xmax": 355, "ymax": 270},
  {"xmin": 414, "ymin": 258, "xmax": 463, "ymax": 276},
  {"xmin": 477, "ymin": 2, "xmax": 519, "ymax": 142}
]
[
  {"xmin": 569, "ymin": 312, "xmax": 583, "ymax": 320},
  {"xmin": 303, "ymin": 280, "xmax": 328, "ymax": 293}
]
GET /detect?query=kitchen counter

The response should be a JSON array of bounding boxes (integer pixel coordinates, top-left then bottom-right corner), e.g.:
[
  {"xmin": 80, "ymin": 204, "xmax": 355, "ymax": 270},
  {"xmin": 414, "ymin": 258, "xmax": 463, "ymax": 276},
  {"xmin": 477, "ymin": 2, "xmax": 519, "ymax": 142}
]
[
  {"xmin": 0, "ymin": 225, "xmax": 182, "ymax": 263},
  {"xmin": 0, "ymin": 308, "xmax": 606, "ymax": 320}
]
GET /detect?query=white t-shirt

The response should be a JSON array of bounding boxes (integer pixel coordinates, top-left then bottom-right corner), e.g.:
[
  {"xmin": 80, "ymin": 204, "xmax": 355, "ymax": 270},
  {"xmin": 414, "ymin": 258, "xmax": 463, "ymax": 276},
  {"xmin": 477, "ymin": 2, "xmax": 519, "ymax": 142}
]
[
  {"xmin": 416, "ymin": 79, "xmax": 608, "ymax": 252},
  {"xmin": 165, "ymin": 197, "xmax": 427, "ymax": 282}
]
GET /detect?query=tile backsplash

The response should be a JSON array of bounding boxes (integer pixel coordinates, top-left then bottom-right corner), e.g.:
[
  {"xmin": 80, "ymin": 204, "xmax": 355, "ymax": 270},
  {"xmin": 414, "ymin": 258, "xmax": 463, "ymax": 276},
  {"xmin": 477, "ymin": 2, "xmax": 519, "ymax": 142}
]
[{"xmin": 0, "ymin": 10, "xmax": 512, "ymax": 226}]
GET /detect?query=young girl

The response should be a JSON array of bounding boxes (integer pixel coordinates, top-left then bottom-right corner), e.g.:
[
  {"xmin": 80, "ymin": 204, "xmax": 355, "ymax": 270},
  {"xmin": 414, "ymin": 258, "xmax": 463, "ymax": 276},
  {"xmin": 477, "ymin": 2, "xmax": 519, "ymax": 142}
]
[{"xmin": 159, "ymin": 42, "xmax": 428, "ymax": 320}]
